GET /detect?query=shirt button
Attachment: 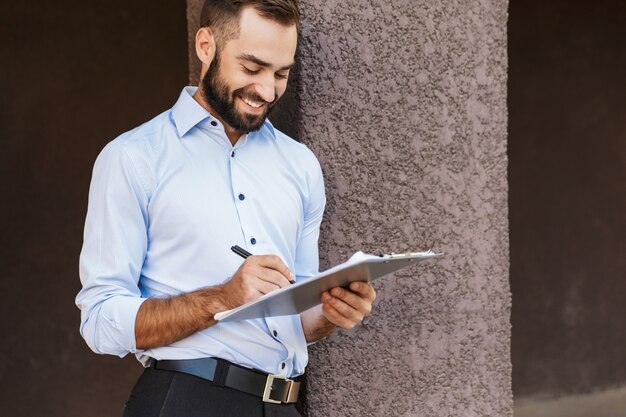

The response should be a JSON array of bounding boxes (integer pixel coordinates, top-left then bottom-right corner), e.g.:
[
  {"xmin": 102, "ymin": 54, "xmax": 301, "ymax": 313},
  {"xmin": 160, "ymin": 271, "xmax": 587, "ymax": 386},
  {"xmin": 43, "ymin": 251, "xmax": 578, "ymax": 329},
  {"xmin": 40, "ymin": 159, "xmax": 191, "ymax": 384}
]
[
  {"xmin": 281, "ymin": 363, "xmax": 286, "ymax": 369},
  {"xmin": 231, "ymin": 151, "xmax": 235, "ymax": 157},
  {"xmin": 250, "ymin": 238, "xmax": 257, "ymax": 245},
  {"xmin": 273, "ymin": 330, "xmax": 278, "ymax": 337},
  {"xmin": 210, "ymin": 120, "xmax": 217, "ymax": 126},
  {"xmin": 238, "ymin": 194, "xmax": 245, "ymax": 201}
]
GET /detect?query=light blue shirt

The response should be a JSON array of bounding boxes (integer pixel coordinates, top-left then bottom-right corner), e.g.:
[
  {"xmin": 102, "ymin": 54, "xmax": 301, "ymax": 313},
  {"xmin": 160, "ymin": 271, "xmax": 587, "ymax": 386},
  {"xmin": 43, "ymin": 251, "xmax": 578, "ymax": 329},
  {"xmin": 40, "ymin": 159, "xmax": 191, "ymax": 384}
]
[{"xmin": 76, "ymin": 87, "xmax": 326, "ymax": 377}]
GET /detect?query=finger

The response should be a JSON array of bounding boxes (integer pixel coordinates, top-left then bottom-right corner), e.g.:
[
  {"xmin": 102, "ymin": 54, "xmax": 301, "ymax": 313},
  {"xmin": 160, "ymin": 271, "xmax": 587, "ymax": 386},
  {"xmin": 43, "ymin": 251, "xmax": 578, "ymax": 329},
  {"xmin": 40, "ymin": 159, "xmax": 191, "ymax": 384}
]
[
  {"xmin": 238, "ymin": 263, "xmax": 291, "ymax": 291},
  {"xmin": 321, "ymin": 300, "xmax": 358, "ymax": 329},
  {"xmin": 322, "ymin": 291, "xmax": 365, "ymax": 323},
  {"xmin": 348, "ymin": 281, "xmax": 377, "ymax": 302},
  {"xmin": 238, "ymin": 257, "xmax": 292, "ymax": 288},
  {"xmin": 248, "ymin": 255, "xmax": 294, "ymax": 282},
  {"xmin": 255, "ymin": 266, "xmax": 293, "ymax": 289},
  {"xmin": 252, "ymin": 279, "xmax": 282, "ymax": 296},
  {"xmin": 329, "ymin": 286, "xmax": 372, "ymax": 315}
]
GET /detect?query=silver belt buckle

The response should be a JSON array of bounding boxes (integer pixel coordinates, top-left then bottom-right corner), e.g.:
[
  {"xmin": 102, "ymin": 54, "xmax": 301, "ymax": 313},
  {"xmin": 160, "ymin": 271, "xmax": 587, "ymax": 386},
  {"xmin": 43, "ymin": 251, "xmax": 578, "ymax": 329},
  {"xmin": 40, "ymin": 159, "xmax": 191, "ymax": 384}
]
[{"xmin": 262, "ymin": 374, "xmax": 299, "ymax": 404}]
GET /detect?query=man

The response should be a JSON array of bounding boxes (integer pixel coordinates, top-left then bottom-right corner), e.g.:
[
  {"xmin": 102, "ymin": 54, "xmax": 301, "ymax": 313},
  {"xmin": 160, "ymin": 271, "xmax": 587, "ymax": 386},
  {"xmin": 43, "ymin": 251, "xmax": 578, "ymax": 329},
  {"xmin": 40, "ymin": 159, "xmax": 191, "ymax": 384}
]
[{"xmin": 76, "ymin": 1, "xmax": 376, "ymax": 416}]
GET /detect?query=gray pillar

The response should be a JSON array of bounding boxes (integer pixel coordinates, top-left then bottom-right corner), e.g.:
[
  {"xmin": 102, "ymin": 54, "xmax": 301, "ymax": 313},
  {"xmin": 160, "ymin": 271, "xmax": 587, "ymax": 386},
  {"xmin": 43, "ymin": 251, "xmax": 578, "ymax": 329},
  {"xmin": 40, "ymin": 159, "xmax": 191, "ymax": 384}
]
[{"xmin": 186, "ymin": 1, "xmax": 510, "ymax": 416}]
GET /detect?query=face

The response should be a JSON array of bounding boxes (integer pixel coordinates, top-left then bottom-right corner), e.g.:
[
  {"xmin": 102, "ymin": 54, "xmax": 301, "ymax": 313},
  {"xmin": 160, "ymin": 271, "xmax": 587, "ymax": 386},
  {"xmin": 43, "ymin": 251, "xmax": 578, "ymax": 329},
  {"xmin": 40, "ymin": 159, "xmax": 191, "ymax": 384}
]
[{"xmin": 200, "ymin": 7, "xmax": 298, "ymax": 133}]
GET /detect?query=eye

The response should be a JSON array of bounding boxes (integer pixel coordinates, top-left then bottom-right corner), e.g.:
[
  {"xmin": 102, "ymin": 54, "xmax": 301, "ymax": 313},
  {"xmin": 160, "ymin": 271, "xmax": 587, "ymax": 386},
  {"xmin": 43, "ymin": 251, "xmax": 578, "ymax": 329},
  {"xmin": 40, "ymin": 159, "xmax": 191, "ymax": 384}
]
[
  {"xmin": 275, "ymin": 72, "xmax": 289, "ymax": 80},
  {"xmin": 242, "ymin": 66, "xmax": 260, "ymax": 75}
]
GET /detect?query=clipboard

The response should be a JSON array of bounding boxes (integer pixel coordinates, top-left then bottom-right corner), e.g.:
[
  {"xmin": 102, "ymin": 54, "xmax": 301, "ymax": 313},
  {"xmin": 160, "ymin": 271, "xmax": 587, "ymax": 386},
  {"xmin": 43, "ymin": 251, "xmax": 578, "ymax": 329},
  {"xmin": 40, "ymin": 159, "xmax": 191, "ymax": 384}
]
[{"xmin": 214, "ymin": 250, "xmax": 441, "ymax": 322}]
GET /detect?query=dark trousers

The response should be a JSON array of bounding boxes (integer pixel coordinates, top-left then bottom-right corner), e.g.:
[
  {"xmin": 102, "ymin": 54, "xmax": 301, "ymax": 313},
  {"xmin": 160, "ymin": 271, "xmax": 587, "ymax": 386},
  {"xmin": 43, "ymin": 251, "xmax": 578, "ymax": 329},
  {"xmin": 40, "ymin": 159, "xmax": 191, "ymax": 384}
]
[{"xmin": 123, "ymin": 367, "xmax": 303, "ymax": 417}]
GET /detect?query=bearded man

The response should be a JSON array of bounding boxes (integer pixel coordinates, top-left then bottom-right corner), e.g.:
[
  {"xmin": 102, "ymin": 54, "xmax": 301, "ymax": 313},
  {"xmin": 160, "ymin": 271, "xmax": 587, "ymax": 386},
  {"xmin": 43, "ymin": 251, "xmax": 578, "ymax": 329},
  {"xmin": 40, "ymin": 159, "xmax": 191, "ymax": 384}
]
[{"xmin": 76, "ymin": 1, "xmax": 376, "ymax": 416}]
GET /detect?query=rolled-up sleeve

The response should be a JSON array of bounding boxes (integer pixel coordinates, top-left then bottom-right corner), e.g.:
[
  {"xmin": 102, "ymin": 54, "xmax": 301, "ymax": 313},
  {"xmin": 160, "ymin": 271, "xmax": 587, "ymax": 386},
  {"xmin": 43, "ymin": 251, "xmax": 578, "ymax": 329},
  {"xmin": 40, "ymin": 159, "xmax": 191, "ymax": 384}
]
[{"xmin": 76, "ymin": 141, "xmax": 150, "ymax": 357}]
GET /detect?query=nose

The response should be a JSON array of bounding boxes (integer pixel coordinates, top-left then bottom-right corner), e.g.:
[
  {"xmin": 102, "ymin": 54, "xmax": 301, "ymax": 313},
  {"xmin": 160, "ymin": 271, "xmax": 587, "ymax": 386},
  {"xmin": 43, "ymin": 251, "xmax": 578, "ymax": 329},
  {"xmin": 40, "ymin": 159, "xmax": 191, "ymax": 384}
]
[{"xmin": 255, "ymin": 75, "xmax": 276, "ymax": 103}]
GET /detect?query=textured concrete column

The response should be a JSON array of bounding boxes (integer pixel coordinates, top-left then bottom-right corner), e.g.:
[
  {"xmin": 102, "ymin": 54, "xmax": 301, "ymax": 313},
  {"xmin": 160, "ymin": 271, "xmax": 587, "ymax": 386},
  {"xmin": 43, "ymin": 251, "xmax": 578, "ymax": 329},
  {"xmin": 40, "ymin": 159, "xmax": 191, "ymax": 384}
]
[{"xmin": 186, "ymin": 1, "xmax": 510, "ymax": 416}]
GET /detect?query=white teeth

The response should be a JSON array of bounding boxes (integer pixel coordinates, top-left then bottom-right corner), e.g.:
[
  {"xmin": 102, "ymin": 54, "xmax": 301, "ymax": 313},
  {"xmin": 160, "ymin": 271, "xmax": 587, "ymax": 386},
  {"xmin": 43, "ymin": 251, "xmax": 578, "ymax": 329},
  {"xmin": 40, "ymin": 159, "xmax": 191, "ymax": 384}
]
[{"xmin": 242, "ymin": 97, "xmax": 263, "ymax": 108}]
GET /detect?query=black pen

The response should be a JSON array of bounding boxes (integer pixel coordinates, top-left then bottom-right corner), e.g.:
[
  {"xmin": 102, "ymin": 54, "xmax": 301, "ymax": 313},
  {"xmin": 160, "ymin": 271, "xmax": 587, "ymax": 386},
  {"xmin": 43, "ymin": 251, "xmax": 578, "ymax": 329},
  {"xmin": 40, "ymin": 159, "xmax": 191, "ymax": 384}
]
[
  {"xmin": 230, "ymin": 245, "xmax": 295, "ymax": 284},
  {"xmin": 230, "ymin": 245, "xmax": 253, "ymax": 259}
]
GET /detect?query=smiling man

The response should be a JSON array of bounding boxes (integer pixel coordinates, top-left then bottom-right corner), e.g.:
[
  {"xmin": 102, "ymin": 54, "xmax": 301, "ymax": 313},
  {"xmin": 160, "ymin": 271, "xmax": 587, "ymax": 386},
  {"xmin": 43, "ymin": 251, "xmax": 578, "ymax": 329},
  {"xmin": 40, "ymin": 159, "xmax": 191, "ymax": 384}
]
[
  {"xmin": 196, "ymin": 3, "xmax": 297, "ymax": 142},
  {"xmin": 76, "ymin": 1, "xmax": 376, "ymax": 417}
]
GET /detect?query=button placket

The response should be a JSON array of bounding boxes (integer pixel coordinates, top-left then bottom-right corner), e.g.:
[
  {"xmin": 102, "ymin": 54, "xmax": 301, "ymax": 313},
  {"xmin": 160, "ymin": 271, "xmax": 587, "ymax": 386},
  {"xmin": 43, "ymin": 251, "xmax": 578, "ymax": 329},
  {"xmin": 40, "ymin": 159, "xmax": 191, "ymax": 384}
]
[
  {"xmin": 229, "ymin": 144, "xmax": 257, "ymax": 251},
  {"xmin": 266, "ymin": 317, "xmax": 295, "ymax": 376}
]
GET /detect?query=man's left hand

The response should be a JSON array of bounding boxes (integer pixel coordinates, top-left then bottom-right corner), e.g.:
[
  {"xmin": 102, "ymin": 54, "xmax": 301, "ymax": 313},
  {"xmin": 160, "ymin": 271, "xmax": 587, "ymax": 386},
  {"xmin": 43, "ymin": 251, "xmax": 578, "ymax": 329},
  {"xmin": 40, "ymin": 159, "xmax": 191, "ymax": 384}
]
[{"xmin": 320, "ymin": 282, "xmax": 377, "ymax": 329}]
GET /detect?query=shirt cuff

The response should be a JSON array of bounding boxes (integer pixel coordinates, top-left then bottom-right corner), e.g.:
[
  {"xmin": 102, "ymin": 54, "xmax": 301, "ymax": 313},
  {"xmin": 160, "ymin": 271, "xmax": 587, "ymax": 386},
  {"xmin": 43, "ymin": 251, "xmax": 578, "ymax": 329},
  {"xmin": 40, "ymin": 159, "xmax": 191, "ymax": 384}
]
[{"xmin": 100, "ymin": 296, "xmax": 146, "ymax": 356}]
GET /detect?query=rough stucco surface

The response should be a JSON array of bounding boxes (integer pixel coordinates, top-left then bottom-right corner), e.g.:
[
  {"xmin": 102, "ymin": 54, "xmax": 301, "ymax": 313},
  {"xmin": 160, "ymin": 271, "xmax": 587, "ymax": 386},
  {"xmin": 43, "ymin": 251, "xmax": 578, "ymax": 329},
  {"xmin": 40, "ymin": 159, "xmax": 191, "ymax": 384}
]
[{"xmin": 186, "ymin": 1, "xmax": 510, "ymax": 416}]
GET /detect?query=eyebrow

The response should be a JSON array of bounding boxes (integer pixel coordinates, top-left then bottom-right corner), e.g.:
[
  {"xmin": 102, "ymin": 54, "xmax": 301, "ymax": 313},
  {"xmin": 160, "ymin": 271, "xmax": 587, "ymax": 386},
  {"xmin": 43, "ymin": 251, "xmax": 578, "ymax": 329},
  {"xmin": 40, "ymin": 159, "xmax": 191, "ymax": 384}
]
[{"xmin": 236, "ymin": 53, "xmax": 294, "ymax": 71}]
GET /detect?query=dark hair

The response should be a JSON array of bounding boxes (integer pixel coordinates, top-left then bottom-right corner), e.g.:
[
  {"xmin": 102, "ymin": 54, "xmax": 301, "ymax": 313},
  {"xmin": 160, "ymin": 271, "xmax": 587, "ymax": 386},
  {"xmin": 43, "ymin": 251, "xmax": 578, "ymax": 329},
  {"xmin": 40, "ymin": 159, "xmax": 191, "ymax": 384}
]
[{"xmin": 200, "ymin": 0, "xmax": 300, "ymax": 47}]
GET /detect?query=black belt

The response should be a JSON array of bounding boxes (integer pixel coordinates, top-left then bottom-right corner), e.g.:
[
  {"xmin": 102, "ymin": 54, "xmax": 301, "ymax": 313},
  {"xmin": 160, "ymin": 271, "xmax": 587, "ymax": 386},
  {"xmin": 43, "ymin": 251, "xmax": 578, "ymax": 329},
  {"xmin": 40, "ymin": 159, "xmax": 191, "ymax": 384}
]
[{"xmin": 151, "ymin": 357, "xmax": 301, "ymax": 404}]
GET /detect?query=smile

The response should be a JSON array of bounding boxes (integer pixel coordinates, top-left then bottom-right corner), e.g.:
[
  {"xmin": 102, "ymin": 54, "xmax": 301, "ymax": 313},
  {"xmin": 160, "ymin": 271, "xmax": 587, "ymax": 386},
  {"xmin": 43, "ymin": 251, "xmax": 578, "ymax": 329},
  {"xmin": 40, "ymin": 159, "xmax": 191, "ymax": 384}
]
[{"xmin": 241, "ymin": 96, "xmax": 264, "ymax": 109}]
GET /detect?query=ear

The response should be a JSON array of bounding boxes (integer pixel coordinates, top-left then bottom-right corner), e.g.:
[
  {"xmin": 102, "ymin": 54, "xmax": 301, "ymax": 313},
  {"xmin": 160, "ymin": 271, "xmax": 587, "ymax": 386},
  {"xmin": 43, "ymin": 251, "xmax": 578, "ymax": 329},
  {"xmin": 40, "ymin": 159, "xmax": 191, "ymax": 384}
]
[{"xmin": 195, "ymin": 27, "xmax": 216, "ymax": 68}]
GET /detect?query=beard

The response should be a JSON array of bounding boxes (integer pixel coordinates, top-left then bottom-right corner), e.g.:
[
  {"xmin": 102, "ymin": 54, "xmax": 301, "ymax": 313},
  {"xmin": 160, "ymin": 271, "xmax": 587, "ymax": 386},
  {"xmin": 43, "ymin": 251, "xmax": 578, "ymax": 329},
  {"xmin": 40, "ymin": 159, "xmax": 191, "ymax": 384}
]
[{"xmin": 200, "ymin": 54, "xmax": 277, "ymax": 133}]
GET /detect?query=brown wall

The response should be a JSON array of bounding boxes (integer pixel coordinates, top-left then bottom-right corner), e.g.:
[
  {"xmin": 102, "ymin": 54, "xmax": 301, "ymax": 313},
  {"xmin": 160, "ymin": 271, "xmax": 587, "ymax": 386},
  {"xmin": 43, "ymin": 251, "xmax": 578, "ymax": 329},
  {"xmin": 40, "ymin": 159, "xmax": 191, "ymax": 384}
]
[
  {"xmin": 0, "ymin": 1, "xmax": 188, "ymax": 415},
  {"xmin": 509, "ymin": 0, "xmax": 626, "ymax": 398}
]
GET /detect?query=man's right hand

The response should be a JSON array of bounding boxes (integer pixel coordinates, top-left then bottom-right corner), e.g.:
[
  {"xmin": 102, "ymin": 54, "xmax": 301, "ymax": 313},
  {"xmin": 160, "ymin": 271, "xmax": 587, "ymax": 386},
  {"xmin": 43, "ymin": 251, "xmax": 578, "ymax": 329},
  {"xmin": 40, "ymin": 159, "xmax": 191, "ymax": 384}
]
[
  {"xmin": 219, "ymin": 255, "xmax": 294, "ymax": 310},
  {"xmin": 135, "ymin": 254, "xmax": 293, "ymax": 350}
]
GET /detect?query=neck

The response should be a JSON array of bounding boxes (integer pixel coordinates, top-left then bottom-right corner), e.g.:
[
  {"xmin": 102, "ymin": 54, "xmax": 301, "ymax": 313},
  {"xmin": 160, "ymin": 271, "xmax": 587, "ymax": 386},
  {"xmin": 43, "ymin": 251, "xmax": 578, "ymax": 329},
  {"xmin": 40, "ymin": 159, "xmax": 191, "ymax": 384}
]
[{"xmin": 192, "ymin": 88, "xmax": 244, "ymax": 146}]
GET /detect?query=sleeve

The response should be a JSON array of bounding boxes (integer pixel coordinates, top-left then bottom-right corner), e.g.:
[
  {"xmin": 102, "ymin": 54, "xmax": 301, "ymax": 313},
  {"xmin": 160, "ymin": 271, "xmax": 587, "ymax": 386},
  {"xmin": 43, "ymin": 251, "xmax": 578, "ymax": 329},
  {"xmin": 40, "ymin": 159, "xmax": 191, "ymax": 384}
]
[
  {"xmin": 294, "ymin": 157, "xmax": 326, "ymax": 281},
  {"xmin": 75, "ymin": 142, "xmax": 150, "ymax": 357}
]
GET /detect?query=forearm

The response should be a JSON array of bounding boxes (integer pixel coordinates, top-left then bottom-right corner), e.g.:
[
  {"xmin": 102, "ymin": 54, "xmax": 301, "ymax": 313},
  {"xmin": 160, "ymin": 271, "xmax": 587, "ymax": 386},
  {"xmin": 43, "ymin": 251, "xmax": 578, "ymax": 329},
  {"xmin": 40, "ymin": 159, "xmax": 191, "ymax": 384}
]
[
  {"xmin": 136, "ymin": 255, "xmax": 294, "ymax": 350},
  {"xmin": 135, "ymin": 286, "xmax": 229, "ymax": 350},
  {"xmin": 301, "ymin": 305, "xmax": 336, "ymax": 343}
]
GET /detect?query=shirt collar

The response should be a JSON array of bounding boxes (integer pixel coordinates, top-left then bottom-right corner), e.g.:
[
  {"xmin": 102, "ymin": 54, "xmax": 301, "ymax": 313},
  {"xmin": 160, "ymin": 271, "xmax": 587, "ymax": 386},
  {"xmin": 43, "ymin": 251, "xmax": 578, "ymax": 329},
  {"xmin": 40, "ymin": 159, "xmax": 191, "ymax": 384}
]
[
  {"xmin": 171, "ymin": 86, "xmax": 277, "ymax": 141},
  {"xmin": 252, "ymin": 117, "xmax": 277, "ymax": 141},
  {"xmin": 171, "ymin": 87, "xmax": 211, "ymax": 137}
]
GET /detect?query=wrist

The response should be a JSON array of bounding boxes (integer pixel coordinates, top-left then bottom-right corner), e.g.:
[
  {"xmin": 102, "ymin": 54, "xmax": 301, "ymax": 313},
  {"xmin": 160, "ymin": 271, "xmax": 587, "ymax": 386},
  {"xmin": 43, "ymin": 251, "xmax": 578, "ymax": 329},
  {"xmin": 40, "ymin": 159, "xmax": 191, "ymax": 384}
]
[{"xmin": 192, "ymin": 285, "xmax": 233, "ymax": 320}]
